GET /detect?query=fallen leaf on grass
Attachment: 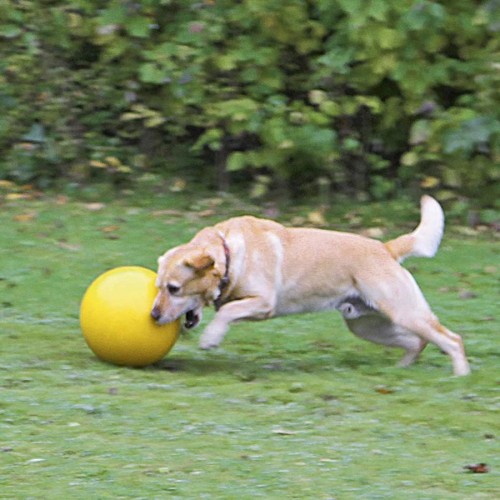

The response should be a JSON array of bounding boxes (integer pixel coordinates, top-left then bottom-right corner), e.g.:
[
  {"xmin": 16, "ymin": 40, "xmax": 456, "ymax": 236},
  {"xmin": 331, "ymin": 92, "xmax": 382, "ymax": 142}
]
[
  {"xmin": 455, "ymin": 226, "xmax": 479, "ymax": 237},
  {"xmin": 100, "ymin": 225, "xmax": 121, "ymax": 239},
  {"xmin": 198, "ymin": 209, "xmax": 215, "ymax": 217},
  {"xmin": 0, "ymin": 180, "xmax": 16, "ymax": 189},
  {"xmin": 169, "ymin": 178, "xmax": 186, "ymax": 192},
  {"xmin": 13, "ymin": 211, "xmax": 38, "ymax": 222},
  {"xmin": 481, "ymin": 316, "xmax": 495, "ymax": 322},
  {"xmin": 84, "ymin": 202, "xmax": 106, "ymax": 211},
  {"xmin": 290, "ymin": 216, "xmax": 306, "ymax": 226},
  {"xmin": 307, "ymin": 209, "xmax": 327, "ymax": 226},
  {"xmin": 483, "ymin": 266, "xmax": 497, "ymax": 275},
  {"xmin": 463, "ymin": 463, "xmax": 489, "ymax": 474},
  {"xmin": 375, "ymin": 386, "xmax": 395, "ymax": 395},
  {"xmin": 420, "ymin": 176, "xmax": 440, "ymax": 188},
  {"xmin": 101, "ymin": 225, "xmax": 120, "ymax": 233},
  {"xmin": 55, "ymin": 194, "xmax": 69, "ymax": 205},
  {"xmin": 57, "ymin": 240, "xmax": 81, "ymax": 252},
  {"xmin": 272, "ymin": 428, "xmax": 297, "ymax": 436},
  {"xmin": 360, "ymin": 227, "xmax": 385, "ymax": 239},
  {"xmin": 6, "ymin": 193, "xmax": 31, "ymax": 201},
  {"xmin": 344, "ymin": 211, "xmax": 363, "ymax": 227},
  {"xmin": 458, "ymin": 289, "xmax": 478, "ymax": 300}
]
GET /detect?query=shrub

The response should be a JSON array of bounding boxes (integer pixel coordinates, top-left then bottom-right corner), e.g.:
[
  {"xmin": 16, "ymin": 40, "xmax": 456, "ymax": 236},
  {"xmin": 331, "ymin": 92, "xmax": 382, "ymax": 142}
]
[{"xmin": 0, "ymin": 0, "xmax": 498, "ymax": 206}]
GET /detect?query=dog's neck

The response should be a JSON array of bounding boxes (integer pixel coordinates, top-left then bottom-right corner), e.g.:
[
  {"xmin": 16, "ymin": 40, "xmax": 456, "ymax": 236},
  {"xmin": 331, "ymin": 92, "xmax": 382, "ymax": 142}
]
[{"xmin": 214, "ymin": 233, "xmax": 231, "ymax": 311}]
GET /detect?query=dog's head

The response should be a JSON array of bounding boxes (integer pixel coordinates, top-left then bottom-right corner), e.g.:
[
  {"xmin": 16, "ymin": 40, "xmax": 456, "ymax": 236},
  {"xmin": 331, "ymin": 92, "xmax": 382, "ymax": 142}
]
[{"xmin": 151, "ymin": 244, "xmax": 223, "ymax": 329}]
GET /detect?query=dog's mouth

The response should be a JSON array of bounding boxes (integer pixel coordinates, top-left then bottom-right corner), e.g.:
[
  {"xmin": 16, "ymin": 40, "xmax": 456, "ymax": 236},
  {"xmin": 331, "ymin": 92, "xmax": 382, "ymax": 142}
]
[{"xmin": 184, "ymin": 309, "xmax": 201, "ymax": 329}]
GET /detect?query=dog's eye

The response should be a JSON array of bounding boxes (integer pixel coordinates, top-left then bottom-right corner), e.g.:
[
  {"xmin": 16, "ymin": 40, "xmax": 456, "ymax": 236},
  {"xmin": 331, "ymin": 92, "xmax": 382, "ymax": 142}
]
[{"xmin": 167, "ymin": 284, "xmax": 180, "ymax": 295}]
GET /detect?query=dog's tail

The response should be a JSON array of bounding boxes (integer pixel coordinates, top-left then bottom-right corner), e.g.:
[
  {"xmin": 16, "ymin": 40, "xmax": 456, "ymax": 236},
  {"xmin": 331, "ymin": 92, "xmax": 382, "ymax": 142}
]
[{"xmin": 385, "ymin": 196, "xmax": 444, "ymax": 263}]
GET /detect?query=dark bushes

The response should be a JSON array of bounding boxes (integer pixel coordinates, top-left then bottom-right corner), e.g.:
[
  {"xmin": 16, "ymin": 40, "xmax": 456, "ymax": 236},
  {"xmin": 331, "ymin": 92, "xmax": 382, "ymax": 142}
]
[{"xmin": 0, "ymin": 1, "xmax": 498, "ymax": 205}]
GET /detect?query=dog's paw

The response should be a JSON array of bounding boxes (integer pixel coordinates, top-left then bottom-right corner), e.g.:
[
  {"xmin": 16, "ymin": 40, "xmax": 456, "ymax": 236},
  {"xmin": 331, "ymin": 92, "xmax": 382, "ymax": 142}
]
[
  {"xmin": 199, "ymin": 338, "xmax": 220, "ymax": 350},
  {"xmin": 199, "ymin": 322, "xmax": 227, "ymax": 350},
  {"xmin": 199, "ymin": 333, "xmax": 222, "ymax": 350}
]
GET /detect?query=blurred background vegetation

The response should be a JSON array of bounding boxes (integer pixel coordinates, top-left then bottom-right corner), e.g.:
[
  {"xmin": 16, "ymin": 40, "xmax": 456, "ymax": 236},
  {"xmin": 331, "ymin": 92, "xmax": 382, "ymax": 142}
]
[{"xmin": 0, "ymin": 0, "xmax": 499, "ymax": 213}]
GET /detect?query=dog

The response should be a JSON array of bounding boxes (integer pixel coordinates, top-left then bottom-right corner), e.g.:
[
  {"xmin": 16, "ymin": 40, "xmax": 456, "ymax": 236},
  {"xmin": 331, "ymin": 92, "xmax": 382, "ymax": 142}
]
[{"xmin": 152, "ymin": 196, "xmax": 470, "ymax": 376}]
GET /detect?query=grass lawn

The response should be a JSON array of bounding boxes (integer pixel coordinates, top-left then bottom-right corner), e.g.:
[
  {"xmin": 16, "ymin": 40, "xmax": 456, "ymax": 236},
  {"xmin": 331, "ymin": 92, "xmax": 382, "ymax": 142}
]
[{"xmin": 1, "ymin": 191, "xmax": 498, "ymax": 499}]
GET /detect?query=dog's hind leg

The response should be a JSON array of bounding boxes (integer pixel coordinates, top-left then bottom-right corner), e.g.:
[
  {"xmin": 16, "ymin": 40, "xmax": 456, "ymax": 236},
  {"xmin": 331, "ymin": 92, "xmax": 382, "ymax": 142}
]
[
  {"xmin": 382, "ymin": 307, "xmax": 469, "ymax": 376},
  {"xmin": 397, "ymin": 337, "xmax": 428, "ymax": 367},
  {"xmin": 340, "ymin": 302, "xmax": 428, "ymax": 367},
  {"xmin": 428, "ymin": 320, "xmax": 469, "ymax": 376},
  {"xmin": 358, "ymin": 266, "xmax": 470, "ymax": 375}
]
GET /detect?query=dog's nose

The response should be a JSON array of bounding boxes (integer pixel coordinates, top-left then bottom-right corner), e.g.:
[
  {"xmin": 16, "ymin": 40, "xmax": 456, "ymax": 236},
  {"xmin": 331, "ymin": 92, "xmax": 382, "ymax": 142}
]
[{"xmin": 151, "ymin": 307, "xmax": 161, "ymax": 321}]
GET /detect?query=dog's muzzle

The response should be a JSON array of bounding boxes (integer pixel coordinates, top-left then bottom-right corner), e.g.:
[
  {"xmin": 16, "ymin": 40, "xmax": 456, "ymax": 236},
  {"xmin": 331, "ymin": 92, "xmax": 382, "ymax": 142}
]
[
  {"xmin": 151, "ymin": 306, "xmax": 201, "ymax": 329},
  {"xmin": 151, "ymin": 306, "xmax": 162, "ymax": 322}
]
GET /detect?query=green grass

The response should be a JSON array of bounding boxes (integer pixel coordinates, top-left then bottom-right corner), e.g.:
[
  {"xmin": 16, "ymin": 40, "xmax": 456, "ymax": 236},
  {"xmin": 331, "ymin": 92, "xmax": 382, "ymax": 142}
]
[{"xmin": 1, "ymin": 193, "xmax": 498, "ymax": 499}]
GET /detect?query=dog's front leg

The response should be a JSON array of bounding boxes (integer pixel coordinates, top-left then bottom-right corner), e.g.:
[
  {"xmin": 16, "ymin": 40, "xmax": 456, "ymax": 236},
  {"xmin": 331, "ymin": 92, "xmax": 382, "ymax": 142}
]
[{"xmin": 199, "ymin": 297, "xmax": 274, "ymax": 350}]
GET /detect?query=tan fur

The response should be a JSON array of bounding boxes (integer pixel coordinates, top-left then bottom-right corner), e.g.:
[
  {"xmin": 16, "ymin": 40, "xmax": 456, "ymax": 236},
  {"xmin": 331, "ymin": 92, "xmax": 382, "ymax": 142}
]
[
  {"xmin": 152, "ymin": 197, "xmax": 470, "ymax": 376},
  {"xmin": 385, "ymin": 234, "xmax": 416, "ymax": 261}
]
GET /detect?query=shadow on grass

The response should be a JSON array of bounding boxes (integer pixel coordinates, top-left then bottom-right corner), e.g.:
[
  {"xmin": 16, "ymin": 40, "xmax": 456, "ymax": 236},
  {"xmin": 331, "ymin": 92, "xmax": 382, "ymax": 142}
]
[{"xmin": 152, "ymin": 345, "xmax": 385, "ymax": 378}]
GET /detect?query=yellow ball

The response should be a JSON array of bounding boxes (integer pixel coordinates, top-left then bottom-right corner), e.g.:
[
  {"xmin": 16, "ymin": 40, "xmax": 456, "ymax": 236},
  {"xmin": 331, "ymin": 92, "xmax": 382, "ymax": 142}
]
[{"xmin": 80, "ymin": 266, "xmax": 180, "ymax": 367}]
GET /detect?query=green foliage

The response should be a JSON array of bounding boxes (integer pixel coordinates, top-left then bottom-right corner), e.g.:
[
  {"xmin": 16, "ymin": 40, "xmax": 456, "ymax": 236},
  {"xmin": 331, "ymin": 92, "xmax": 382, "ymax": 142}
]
[{"xmin": 0, "ymin": 1, "xmax": 498, "ymax": 205}]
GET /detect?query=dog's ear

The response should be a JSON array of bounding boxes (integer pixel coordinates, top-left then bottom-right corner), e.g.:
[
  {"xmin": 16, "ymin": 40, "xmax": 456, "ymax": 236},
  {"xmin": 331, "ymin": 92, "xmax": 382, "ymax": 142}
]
[{"xmin": 184, "ymin": 251, "xmax": 214, "ymax": 272}]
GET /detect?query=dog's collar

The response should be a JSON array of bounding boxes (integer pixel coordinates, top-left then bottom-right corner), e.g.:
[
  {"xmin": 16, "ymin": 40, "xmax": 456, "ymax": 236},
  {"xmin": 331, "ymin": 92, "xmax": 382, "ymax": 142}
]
[{"xmin": 214, "ymin": 233, "xmax": 230, "ymax": 311}]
